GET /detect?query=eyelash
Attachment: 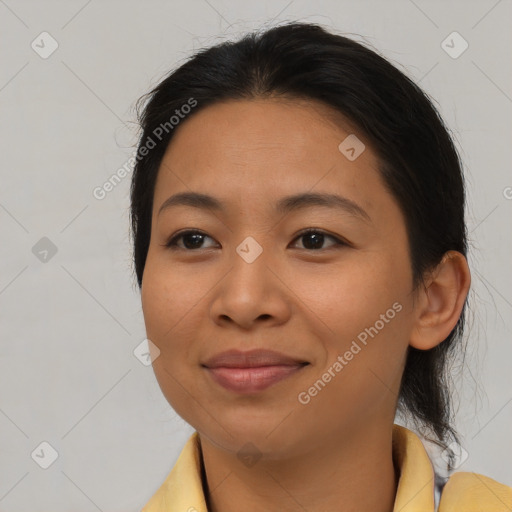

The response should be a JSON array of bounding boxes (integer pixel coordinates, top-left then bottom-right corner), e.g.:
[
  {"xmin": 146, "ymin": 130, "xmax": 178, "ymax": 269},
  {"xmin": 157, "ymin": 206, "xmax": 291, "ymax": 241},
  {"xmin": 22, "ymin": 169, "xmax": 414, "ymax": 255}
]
[{"xmin": 162, "ymin": 228, "xmax": 348, "ymax": 252}]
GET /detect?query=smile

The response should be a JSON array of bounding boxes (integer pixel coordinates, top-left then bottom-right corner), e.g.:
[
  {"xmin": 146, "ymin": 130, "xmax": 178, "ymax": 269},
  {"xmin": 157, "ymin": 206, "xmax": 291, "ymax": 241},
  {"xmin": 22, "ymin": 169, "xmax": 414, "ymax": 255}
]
[{"xmin": 205, "ymin": 364, "xmax": 308, "ymax": 393}]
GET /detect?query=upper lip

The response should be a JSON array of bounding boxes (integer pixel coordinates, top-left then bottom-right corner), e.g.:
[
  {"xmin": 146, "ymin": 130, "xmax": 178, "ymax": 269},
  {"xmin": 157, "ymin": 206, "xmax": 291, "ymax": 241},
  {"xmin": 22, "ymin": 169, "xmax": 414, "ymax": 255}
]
[{"xmin": 202, "ymin": 349, "xmax": 309, "ymax": 368}]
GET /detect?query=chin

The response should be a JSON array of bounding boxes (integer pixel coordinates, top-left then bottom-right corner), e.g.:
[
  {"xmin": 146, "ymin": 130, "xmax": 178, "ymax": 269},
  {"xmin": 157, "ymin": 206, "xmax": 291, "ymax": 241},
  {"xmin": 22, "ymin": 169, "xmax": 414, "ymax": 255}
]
[{"xmin": 194, "ymin": 410, "xmax": 304, "ymax": 457}]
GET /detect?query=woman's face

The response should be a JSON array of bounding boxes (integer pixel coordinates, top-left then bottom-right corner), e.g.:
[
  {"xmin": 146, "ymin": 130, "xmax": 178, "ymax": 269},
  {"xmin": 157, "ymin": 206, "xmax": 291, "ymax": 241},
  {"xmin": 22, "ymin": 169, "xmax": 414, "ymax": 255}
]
[{"xmin": 141, "ymin": 98, "xmax": 417, "ymax": 457}]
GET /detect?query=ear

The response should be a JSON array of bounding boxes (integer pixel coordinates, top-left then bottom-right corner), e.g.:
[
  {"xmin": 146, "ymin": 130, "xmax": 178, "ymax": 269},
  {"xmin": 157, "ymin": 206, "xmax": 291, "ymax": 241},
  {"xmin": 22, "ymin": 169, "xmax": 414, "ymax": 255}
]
[{"xmin": 410, "ymin": 250, "xmax": 471, "ymax": 350}]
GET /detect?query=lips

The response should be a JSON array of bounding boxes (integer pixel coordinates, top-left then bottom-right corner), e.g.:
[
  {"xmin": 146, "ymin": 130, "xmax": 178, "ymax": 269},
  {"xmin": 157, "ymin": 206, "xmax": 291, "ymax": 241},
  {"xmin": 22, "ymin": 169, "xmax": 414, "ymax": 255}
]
[
  {"xmin": 202, "ymin": 349, "xmax": 309, "ymax": 369},
  {"xmin": 202, "ymin": 349, "xmax": 309, "ymax": 394}
]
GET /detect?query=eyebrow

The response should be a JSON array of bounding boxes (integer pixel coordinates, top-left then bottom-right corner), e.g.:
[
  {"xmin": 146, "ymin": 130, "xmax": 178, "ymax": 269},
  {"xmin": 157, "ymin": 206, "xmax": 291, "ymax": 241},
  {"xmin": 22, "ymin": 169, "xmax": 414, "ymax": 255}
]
[{"xmin": 157, "ymin": 191, "xmax": 371, "ymax": 222}]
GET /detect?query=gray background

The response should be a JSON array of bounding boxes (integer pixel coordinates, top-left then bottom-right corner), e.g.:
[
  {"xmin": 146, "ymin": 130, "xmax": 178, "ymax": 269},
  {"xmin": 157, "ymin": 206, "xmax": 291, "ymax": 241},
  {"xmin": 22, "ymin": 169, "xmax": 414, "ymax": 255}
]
[{"xmin": 1, "ymin": 1, "xmax": 511, "ymax": 510}]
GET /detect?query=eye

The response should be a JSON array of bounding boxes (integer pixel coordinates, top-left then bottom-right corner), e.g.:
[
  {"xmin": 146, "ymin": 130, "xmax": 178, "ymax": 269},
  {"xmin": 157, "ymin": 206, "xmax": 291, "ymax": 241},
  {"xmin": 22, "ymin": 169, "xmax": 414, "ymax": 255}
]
[
  {"xmin": 163, "ymin": 230, "xmax": 218, "ymax": 251},
  {"xmin": 162, "ymin": 228, "xmax": 348, "ymax": 252},
  {"xmin": 290, "ymin": 228, "xmax": 347, "ymax": 251}
]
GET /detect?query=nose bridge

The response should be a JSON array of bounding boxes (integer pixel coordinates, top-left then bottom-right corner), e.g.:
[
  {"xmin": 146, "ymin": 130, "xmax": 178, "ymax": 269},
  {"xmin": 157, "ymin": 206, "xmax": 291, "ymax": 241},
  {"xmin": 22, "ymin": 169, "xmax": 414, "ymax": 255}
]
[
  {"xmin": 210, "ymin": 234, "xmax": 279, "ymax": 326},
  {"xmin": 228, "ymin": 234, "xmax": 269, "ymax": 295},
  {"xmin": 235, "ymin": 233, "xmax": 266, "ymax": 265}
]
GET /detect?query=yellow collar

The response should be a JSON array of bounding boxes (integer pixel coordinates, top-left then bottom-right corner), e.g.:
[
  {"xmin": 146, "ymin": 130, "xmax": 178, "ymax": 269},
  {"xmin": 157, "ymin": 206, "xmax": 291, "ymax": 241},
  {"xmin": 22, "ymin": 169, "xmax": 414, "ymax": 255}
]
[{"xmin": 142, "ymin": 424, "xmax": 511, "ymax": 511}]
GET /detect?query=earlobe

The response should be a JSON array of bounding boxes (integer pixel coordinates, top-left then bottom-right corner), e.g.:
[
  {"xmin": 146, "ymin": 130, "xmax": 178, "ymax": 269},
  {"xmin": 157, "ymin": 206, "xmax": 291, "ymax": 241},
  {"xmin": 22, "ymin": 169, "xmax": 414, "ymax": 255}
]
[{"xmin": 409, "ymin": 251, "xmax": 471, "ymax": 351}]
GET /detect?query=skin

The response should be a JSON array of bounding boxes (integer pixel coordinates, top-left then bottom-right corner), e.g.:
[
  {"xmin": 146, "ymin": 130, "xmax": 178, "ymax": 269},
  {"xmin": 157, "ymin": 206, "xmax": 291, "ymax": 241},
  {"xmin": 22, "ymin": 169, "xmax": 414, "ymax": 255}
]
[{"xmin": 141, "ymin": 97, "xmax": 471, "ymax": 512}]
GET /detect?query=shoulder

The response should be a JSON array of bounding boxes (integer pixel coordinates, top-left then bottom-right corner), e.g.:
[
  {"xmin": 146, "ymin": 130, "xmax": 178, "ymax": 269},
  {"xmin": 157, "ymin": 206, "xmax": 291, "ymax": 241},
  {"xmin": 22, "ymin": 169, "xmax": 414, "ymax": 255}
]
[{"xmin": 439, "ymin": 471, "xmax": 512, "ymax": 511}]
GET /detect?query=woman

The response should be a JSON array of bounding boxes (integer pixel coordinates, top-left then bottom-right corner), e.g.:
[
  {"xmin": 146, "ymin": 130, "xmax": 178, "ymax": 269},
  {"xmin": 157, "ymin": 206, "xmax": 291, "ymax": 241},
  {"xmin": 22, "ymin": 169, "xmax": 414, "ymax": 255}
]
[{"xmin": 130, "ymin": 22, "xmax": 511, "ymax": 511}]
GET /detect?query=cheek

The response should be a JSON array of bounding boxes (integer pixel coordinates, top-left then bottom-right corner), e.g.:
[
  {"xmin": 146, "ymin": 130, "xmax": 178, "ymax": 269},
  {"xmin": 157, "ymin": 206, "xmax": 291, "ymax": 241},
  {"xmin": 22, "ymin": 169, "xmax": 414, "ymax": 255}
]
[
  {"xmin": 141, "ymin": 255, "xmax": 203, "ymax": 418},
  {"xmin": 141, "ymin": 252, "xmax": 215, "ymax": 388},
  {"xmin": 295, "ymin": 272, "xmax": 409, "ymax": 425},
  {"xmin": 293, "ymin": 254, "xmax": 411, "ymax": 384},
  {"xmin": 295, "ymin": 256, "xmax": 407, "ymax": 334},
  {"xmin": 141, "ymin": 266, "xmax": 170, "ymax": 343},
  {"xmin": 141, "ymin": 253, "xmax": 199, "ymax": 343}
]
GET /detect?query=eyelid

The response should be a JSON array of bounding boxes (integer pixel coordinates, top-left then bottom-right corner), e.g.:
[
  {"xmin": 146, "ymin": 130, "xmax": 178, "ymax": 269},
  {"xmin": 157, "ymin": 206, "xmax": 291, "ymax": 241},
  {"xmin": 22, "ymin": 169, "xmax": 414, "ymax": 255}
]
[
  {"xmin": 163, "ymin": 229, "xmax": 217, "ymax": 250},
  {"xmin": 290, "ymin": 228, "xmax": 348, "ymax": 249}
]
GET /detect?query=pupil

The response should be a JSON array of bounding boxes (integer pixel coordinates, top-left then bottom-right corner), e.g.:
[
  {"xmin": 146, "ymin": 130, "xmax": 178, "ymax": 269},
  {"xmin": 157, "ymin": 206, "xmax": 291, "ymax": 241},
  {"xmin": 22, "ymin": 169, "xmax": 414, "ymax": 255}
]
[
  {"xmin": 304, "ymin": 233, "xmax": 323, "ymax": 249},
  {"xmin": 184, "ymin": 233, "xmax": 203, "ymax": 249}
]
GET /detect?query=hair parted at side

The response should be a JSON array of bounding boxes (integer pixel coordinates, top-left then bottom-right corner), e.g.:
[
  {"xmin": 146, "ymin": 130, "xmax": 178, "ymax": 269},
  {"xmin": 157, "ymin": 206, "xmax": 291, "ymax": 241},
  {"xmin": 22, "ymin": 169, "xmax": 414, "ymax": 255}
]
[{"xmin": 130, "ymin": 21, "xmax": 469, "ymax": 471}]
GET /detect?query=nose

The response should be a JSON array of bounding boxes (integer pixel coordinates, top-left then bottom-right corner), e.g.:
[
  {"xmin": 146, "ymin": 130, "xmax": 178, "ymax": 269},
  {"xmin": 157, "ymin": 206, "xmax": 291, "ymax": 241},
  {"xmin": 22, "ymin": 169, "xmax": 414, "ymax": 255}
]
[{"xmin": 209, "ymin": 246, "xmax": 292, "ymax": 330}]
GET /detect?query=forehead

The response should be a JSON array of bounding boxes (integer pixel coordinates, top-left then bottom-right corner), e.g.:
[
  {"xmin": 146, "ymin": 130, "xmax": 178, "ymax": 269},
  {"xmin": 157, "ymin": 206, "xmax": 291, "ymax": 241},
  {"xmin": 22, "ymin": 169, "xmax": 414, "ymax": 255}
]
[
  {"xmin": 161, "ymin": 96, "xmax": 365, "ymax": 163},
  {"xmin": 152, "ymin": 98, "xmax": 391, "ymax": 222}
]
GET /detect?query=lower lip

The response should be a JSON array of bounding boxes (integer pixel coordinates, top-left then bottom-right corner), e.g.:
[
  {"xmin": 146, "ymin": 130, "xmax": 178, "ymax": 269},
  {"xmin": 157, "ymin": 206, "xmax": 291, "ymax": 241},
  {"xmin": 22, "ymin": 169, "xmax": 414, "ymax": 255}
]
[{"xmin": 205, "ymin": 364, "xmax": 307, "ymax": 393}]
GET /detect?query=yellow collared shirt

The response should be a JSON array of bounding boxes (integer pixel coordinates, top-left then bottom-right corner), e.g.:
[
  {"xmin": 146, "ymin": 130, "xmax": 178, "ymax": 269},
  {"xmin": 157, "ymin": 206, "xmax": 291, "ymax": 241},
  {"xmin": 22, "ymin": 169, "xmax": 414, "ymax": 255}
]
[{"xmin": 142, "ymin": 424, "xmax": 512, "ymax": 511}]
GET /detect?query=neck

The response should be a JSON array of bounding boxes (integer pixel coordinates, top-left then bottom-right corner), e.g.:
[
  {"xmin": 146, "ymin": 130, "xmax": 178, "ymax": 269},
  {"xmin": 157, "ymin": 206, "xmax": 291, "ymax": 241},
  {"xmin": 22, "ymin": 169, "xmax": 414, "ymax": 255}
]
[{"xmin": 198, "ymin": 423, "xmax": 399, "ymax": 512}]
